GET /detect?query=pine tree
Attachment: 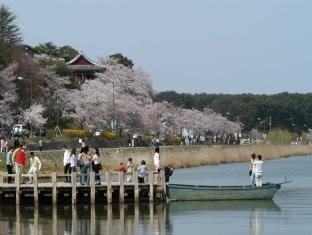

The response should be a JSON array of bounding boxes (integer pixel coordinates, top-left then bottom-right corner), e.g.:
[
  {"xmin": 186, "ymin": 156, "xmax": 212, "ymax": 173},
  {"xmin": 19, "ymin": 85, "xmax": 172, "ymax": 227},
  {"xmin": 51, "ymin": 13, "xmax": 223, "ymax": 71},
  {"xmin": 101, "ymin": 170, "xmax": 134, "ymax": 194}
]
[{"xmin": 0, "ymin": 4, "xmax": 22, "ymax": 65}]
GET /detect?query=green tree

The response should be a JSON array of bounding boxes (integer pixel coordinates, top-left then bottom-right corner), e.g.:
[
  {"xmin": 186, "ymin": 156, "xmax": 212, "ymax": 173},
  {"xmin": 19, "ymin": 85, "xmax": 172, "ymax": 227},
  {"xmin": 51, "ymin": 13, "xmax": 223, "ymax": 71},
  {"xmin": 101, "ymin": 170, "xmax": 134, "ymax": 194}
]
[
  {"xmin": 0, "ymin": 4, "xmax": 22, "ymax": 65},
  {"xmin": 33, "ymin": 42, "xmax": 58, "ymax": 57},
  {"xmin": 109, "ymin": 53, "xmax": 134, "ymax": 68},
  {"xmin": 58, "ymin": 45, "xmax": 78, "ymax": 62}
]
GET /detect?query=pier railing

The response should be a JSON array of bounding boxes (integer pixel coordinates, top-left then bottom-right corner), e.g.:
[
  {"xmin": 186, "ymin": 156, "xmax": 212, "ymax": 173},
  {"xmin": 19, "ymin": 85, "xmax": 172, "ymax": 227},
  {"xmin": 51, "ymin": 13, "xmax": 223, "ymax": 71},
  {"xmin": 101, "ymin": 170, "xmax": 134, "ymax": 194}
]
[{"xmin": 0, "ymin": 170, "xmax": 166, "ymax": 205}]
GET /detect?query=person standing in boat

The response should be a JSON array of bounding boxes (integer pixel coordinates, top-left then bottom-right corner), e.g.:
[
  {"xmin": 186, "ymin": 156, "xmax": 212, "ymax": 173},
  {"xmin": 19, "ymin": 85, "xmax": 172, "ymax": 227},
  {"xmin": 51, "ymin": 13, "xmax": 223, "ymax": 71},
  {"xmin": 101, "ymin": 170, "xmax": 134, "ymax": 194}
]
[
  {"xmin": 249, "ymin": 153, "xmax": 257, "ymax": 186},
  {"xmin": 255, "ymin": 154, "xmax": 263, "ymax": 187}
]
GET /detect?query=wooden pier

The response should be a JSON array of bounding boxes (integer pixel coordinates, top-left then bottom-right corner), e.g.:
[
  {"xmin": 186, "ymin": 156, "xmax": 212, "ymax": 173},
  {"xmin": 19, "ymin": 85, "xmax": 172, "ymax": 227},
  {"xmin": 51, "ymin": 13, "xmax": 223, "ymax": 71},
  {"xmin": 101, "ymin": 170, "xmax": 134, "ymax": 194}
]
[{"xmin": 0, "ymin": 170, "xmax": 167, "ymax": 205}]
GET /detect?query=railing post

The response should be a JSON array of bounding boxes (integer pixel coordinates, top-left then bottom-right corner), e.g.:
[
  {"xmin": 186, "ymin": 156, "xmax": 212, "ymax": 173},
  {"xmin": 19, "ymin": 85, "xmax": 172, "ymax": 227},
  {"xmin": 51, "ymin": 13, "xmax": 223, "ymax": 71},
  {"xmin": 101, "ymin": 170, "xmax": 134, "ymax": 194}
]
[
  {"xmin": 149, "ymin": 171, "xmax": 154, "ymax": 202},
  {"xmin": 71, "ymin": 172, "xmax": 76, "ymax": 205},
  {"xmin": 134, "ymin": 171, "xmax": 139, "ymax": 203},
  {"xmin": 90, "ymin": 171, "xmax": 95, "ymax": 204},
  {"xmin": 33, "ymin": 173, "xmax": 38, "ymax": 205},
  {"xmin": 52, "ymin": 173, "xmax": 57, "ymax": 205},
  {"xmin": 106, "ymin": 172, "xmax": 112, "ymax": 203},
  {"xmin": 119, "ymin": 172, "xmax": 125, "ymax": 203}
]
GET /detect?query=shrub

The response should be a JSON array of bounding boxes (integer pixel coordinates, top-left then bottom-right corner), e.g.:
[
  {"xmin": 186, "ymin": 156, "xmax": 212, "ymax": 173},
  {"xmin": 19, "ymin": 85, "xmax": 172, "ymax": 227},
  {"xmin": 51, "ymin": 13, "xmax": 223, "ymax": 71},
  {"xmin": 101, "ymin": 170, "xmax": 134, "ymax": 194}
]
[
  {"xmin": 62, "ymin": 129, "xmax": 90, "ymax": 137},
  {"xmin": 102, "ymin": 131, "xmax": 117, "ymax": 140},
  {"xmin": 164, "ymin": 136, "xmax": 181, "ymax": 145},
  {"xmin": 143, "ymin": 135, "xmax": 154, "ymax": 142},
  {"xmin": 267, "ymin": 128, "xmax": 294, "ymax": 144}
]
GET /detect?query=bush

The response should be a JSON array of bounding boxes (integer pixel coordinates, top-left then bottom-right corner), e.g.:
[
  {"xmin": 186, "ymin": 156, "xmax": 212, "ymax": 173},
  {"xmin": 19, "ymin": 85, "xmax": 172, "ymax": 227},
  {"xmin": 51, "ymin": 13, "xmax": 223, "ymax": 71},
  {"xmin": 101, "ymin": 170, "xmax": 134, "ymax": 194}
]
[
  {"xmin": 62, "ymin": 129, "xmax": 90, "ymax": 137},
  {"xmin": 267, "ymin": 128, "xmax": 294, "ymax": 144},
  {"xmin": 102, "ymin": 131, "xmax": 117, "ymax": 140},
  {"xmin": 164, "ymin": 136, "xmax": 181, "ymax": 145},
  {"xmin": 143, "ymin": 135, "xmax": 154, "ymax": 142}
]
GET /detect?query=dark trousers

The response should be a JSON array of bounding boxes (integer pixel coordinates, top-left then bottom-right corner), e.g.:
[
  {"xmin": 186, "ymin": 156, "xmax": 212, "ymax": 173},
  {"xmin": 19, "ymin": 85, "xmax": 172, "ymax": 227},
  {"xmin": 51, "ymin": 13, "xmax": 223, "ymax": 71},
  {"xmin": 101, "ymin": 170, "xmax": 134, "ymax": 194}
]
[
  {"xmin": 93, "ymin": 164, "xmax": 101, "ymax": 182},
  {"xmin": 64, "ymin": 163, "xmax": 70, "ymax": 182},
  {"xmin": 7, "ymin": 165, "xmax": 13, "ymax": 183},
  {"xmin": 138, "ymin": 177, "xmax": 144, "ymax": 183}
]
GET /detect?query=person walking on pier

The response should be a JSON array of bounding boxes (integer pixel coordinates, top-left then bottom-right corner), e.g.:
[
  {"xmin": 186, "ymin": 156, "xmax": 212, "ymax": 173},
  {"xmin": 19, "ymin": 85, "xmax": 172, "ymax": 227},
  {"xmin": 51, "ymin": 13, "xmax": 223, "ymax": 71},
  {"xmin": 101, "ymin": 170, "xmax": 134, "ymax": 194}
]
[
  {"xmin": 126, "ymin": 158, "xmax": 134, "ymax": 182},
  {"xmin": 6, "ymin": 147, "xmax": 14, "ymax": 183},
  {"xmin": 28, "ymin": 152, "xmax": 42, "ymax": 184},
  {"xmin": 137, "ymin": 160, "xmax": 147, "ymax": 183},
  {"xmin": 63, "ymin": 146, "xmax": 71, "ymax": 182},
  {"xmin": 69, "ymin": 148, "xmax": 77, "ymax": 173},
  {"xmin": 154, "ymin": 147, "xmax": 161, "ymax": 183},
  {"xmin": 81, "ymin": 146, "xmax": 91, "ymax": 185},
  {"xmin": 92, "ymin": 148, "xmax": 101, "ymax": 185}
]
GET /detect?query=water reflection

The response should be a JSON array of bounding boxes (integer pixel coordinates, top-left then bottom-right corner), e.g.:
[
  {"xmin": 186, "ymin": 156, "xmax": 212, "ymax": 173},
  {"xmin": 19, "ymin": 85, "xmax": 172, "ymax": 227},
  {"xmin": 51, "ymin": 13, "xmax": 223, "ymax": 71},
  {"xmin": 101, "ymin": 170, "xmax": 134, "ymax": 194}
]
[
  {"xmin": 0, "ymin": 200, "xmax": 280, "ymax": 235},
  {"xmin": 0, "ymin": 203, "xmax": 169, "ymax": 235}
]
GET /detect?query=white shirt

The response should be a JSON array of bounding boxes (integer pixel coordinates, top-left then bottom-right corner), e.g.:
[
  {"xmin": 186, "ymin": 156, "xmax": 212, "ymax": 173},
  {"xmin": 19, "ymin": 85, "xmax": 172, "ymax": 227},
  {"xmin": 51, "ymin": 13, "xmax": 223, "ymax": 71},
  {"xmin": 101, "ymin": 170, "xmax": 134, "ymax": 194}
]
[
  {"xmin": 63, "ymin": 149, "xmax": 71, "ymax": 166},
  {"xmin": 92, "ymin": 154, "xmax": 101, "ymax": 165},
  {"xmin": 154, "ymin": 152, "xmax": 160, "ymax": 168},
  {"xmin": 255, "ymin": 160, "xmax": 263, "ymax": 173}
]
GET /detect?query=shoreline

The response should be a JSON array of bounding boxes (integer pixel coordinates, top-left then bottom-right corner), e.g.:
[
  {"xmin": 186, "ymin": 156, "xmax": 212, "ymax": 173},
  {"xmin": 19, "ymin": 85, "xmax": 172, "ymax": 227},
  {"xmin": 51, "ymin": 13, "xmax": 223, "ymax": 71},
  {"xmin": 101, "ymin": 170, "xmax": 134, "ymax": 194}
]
[{"xmin": 3, "ymin": 144, "xmax": 311, "ymax": 173}]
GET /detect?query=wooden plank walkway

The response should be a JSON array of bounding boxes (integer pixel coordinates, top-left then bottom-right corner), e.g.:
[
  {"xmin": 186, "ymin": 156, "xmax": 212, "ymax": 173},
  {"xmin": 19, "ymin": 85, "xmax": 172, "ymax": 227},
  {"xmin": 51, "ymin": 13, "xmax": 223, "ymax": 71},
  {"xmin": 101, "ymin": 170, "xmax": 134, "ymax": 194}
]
[{"xmin": 0, "ymin": 170, "xmax": 167, "ymax": 205}]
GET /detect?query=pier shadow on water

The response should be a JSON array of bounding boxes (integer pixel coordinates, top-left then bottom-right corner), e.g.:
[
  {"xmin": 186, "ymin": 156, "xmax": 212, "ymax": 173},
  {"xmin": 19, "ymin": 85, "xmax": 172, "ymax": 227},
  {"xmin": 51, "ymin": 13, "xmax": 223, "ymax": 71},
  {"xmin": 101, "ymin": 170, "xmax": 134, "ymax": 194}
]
[{"xmin": 0, "ymin": 200, "xmax": 280, "ymax": 235}]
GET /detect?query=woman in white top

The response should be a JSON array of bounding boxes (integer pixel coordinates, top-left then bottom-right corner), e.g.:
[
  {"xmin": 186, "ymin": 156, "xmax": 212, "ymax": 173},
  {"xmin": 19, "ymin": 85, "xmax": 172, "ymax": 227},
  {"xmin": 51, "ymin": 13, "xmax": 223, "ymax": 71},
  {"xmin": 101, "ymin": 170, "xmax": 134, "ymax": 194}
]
[
  {"xmin": 154, "ymin": 147, "xmax": 160, "ymax": 183},
  {"xmin": 255, "ymin": 154, "xmax": 263, "ymax": 187},
  {"xmin": 92, "ymin": 148, "xmax": 101, "ymax": 185},
  {"xmin": 126, "ymin": 158, "xmax": 134, "ymax": 182},
  {"xmin": 69, "ymin": 148, "xmax": 77, "ymax": 173}
]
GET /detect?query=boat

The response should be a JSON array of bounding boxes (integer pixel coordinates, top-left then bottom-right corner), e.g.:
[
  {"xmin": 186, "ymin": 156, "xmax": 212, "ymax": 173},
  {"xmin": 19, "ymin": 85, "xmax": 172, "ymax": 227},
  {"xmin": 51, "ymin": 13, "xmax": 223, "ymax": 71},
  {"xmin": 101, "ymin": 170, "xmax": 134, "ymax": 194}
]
[{"xmin": 167, "ymin": 183, "xmax": 282, "ymax": 201}]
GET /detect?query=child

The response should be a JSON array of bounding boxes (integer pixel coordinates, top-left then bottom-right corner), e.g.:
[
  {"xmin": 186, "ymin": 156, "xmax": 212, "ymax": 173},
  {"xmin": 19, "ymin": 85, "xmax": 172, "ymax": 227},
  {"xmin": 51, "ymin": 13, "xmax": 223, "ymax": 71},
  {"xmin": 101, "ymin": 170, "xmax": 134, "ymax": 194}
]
[
  {"xmin": 28, "ymin": 152, "xmax": 42, "ymax": 184},
  {"xmin": 126, "ymin": 158, "xmax": 133, "ymax": 182},
  {"xmin": 119, "ymin": 162, "xmax": 126, "ymax": 174},
  {"xmin": 137, "ymin": 160, "xmax": 147, "ymax": 183}
]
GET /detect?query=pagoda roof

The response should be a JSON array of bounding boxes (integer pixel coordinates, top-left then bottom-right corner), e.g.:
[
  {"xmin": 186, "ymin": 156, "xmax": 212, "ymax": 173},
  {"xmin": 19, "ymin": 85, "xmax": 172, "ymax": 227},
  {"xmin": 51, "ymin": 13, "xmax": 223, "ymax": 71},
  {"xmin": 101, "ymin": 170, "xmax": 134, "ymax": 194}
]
[{"xmin": 66, "ymin": 51, "xmax": 104, "ymax": 71}]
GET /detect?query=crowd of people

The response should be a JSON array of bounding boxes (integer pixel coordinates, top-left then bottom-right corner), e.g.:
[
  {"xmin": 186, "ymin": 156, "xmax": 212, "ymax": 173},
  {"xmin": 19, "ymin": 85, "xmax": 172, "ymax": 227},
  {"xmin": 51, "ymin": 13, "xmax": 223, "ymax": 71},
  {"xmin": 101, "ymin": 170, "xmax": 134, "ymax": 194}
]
[
  {"xmin": 62, "ymin": 145, "xmax": 172, "ymax": 185},
  {"xmin": 63, "ymin": 145, "xmax": 102, "ymax": 185},
  {"xmin": 5, "ymin": 145, "xmax": 42, "ymax": 184}
]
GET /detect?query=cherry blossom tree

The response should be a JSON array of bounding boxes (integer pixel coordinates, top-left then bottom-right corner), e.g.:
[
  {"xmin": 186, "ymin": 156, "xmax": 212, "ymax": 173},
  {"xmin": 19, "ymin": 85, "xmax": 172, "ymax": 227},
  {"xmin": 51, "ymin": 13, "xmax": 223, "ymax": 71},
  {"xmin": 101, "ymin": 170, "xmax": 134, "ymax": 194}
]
[
  {"xmin": 22, "ymin": 103, "xmax": 47, "ymax": 128},
  {"xmin": 0, "ymin": 64, "xmax": 18, "ymax": 126}
]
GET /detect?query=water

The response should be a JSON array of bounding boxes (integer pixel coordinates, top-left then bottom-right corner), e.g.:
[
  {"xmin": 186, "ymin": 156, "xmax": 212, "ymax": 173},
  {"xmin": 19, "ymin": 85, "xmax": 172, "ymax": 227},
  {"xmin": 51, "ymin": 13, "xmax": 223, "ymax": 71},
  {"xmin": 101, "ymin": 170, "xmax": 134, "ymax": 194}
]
[{"xmin": 0, "ymin": 155, "xmax": 311, "ymax": 235}]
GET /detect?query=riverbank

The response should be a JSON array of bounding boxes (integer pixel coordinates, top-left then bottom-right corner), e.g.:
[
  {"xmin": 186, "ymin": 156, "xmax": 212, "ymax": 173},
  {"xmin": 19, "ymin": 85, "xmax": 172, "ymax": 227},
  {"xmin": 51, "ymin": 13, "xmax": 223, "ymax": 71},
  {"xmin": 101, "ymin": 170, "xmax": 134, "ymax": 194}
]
[{"xmin": 1, "ymin": 144, "xmax": 312, "ymax": 172}]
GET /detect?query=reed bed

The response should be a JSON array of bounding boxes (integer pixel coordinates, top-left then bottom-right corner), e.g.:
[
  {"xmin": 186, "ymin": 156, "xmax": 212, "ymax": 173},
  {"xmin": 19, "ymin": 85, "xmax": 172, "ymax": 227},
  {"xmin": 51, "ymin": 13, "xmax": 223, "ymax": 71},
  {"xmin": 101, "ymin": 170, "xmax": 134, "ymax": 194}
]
[{"xmin": 100, "ymin": 144, "xmax": 312, "ymax": 170}]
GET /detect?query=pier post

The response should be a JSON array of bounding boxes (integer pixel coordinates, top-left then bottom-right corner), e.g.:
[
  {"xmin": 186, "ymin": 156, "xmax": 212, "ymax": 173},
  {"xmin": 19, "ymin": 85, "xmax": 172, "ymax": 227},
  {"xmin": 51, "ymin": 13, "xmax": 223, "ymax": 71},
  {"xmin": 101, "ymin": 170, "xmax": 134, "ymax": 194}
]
[
  {"xmin": 16, "ymin": 171, "xmax": 20, "ymax": 205},
  {"xmin": 71, "ymin": 172, "xmax": 77, "ymax": 205},
  {"xmin": 33, "ymin": 172, "xmax": 38, "ymax": 205},
  {"xmin": 52, "ymin": 205, "xmax": 57, "ymax": 235},
  {"xmin": 52, "ymin": 172, "xmax": 57, "ymax": 205},
  {"xmin": 71, "ymin": 205, "xmax": 77, "ymax": 235},
  {"xmin": 107, "ymin": 204, "xmax": 113, "ymax": 234},
  {"xmin": 119, "ymin": 172, "xmax": 125, "ymax": 203},
  {"xmin": 106, "ymin": 172, "xmax": 112, "ymax": 203},
  {"xmin": 90, "ymin": 171, "xmax": 95, "ymax": 204},
  {"xmin": 91, "ymin": 204, "xmax": 96, "ymax": 235},
  {"xmin": 149, "ymin": 171, "xmax": 154, "ymax": 202},
  {"xmin": 160, "ymin": 169, "xmax": 166, "ymax": 200},
  {"xmin": 119, "ymin": 203, "xmax": 125, "ymax": 234},
  {"xmin": 134, "ymin": 171, "xmax": 139, "ymax": 202}
]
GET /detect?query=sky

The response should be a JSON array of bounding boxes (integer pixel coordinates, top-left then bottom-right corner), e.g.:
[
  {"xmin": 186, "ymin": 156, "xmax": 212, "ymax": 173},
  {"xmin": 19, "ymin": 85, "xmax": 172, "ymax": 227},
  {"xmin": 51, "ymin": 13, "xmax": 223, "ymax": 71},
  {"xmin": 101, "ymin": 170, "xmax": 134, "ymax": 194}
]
[{"xmin": 2, "ymin": 0, "xmax": 312, "ymax": 94}]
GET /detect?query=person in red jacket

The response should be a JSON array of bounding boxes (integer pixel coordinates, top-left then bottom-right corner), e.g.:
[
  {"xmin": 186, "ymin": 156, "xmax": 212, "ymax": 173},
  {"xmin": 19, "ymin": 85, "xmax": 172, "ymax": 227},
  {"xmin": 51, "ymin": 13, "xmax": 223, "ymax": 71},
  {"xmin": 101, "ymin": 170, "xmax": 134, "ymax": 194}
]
[{"xmin": 17, "ymin": 145, "xmax": 26, "ymax": 173}]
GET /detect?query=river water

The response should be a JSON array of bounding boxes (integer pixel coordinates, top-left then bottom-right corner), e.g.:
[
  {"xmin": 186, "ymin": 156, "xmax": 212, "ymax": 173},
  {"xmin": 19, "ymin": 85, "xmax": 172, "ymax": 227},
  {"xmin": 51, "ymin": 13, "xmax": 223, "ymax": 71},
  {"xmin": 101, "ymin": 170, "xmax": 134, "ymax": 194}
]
[{"xmin": 0, "ymin": 155, "xmax": 311, "ymax": 235}]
